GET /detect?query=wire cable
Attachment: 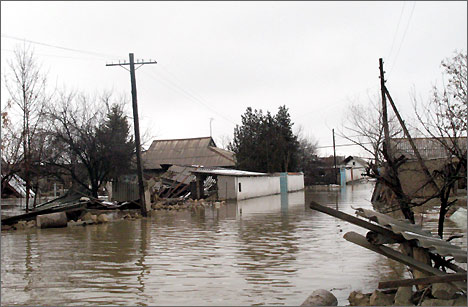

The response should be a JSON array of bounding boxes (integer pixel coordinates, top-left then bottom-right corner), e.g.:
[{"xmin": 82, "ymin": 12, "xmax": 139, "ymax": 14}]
[
  {"xmin": 389, "ymin": 1, "xmax": 417, "ymax": 74},
  {"xmin": 141, "ymin": 68, "xmax": 237, "ymax": 125},
  {"xmin": 385, "ymin": 2, "xmax": 406, "ymax": 62},
  {"xmin": 1, "ymin": 33, "xmax": 121, "ymax": 59}
]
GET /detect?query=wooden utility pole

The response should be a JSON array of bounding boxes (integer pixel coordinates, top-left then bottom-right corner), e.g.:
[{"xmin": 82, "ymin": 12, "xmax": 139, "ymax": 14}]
[
  {"xmin": 384, "ymin": 88, "xmax": 440, "ymax": 193},
  {"xmin": 332, "ymin": 128, "xmax": 337, "ymax": 184},
  {"xmin": 379, "ymin": 58, "xmax": 392, "ymax": 158},
  {"xmin": 106, "ymin": 54, "xmax": 157, "ymax": 217}
]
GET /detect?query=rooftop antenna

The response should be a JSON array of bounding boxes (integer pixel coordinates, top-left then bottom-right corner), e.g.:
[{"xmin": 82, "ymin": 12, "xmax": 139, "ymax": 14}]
[{"xmin": 209, "ymin": 118, "xmax": 214, "ymax": 138}]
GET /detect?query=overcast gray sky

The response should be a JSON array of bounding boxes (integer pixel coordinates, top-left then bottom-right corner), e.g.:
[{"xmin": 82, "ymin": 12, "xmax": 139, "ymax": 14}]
[{"xmin": 1, "ymin": 1, "xmax": 467, "ymax": 157}]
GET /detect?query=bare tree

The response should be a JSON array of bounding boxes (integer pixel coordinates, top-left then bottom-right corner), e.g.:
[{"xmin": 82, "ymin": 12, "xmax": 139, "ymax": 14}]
[
  {"xmin": 1, "ymin": 103, "xmax": 24, "ymax": 191},
  {"xmin": 3, "ymin": 44, "xmax": 51, "ymax": 211},
  {"xmin": 412, "ymin": 50, "xmax": 467, "ymax": 238},
  {"xmin": 45, "ymin": 91, "xmax": 134, "ymax": 198},
  {"xmin": 215, "ymin": 134, "xmax": 233, "ymax": 150},
  {"xmin": 339, "ymin": 93, "xmax": 403, "ymax": 164}
]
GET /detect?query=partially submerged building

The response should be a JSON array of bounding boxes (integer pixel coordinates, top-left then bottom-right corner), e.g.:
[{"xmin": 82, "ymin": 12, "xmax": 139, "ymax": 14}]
[
  {"xmin": 191, "ymin": 168, "xmax": 304, "ymax": 200},
  {"xmin": 116, "ymin": 136, "xmax": 305, "ymax": 202}
]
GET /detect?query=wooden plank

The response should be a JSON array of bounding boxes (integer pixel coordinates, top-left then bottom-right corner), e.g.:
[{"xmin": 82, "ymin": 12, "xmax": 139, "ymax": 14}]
[
  {"xmin": 344, "ymin": 231, "xmax": 466, "ymax": 291},
  {"xmin": 309, "ymin": 201, "xmax": 405, "ymax": 242},
  {"xmin": 378, "ymin": 273, "xmax": 467, "ymax": 289}
]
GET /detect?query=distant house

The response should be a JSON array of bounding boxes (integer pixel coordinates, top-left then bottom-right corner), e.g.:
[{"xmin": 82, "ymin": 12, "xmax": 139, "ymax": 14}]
[
  {"xmin": 142, "ymin": 136, "xmax": 236, "ymax": 174},
  {"xmin": 391, "ymin": 137, "xmax": 467, "ymax": 160},
  {"xmin": 340, "ymin": 156, "xmax": 368, "ymax": 184}
]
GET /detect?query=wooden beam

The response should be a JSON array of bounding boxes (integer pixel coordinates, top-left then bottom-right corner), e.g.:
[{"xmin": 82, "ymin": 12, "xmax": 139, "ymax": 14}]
[
  {"xmin": 378, "ymin": 273, "xmax": 467, "ymax": 289},
  {"xmin": 310, "ymin": 201, "xmax": 405, "ymax": 242},
  {"xmin": 344, "ymin": 231, "xmax": 466, "ymax": 291}
]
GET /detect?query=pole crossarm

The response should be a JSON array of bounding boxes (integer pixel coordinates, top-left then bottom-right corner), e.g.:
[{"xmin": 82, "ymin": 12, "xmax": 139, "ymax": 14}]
[{"xmin": 106, "ymin": 60, "xmax": 157, "ymax": 66}]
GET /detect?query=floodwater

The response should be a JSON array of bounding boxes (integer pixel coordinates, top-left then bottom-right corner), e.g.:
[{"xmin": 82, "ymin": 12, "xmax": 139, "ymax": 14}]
[{"xmin": 1, "ymin": 182, "xmax": 465, "ymax": 306}]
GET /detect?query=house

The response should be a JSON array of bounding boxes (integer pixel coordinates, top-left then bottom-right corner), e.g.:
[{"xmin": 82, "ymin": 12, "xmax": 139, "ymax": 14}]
[
  {"xmin": 339, "ymin": 156, "xmax": 368, "ymax": 184},
  {"xmin": 142, "ymin": 136, "xmax": 236, "ymax": 174},
  {"xmin": 391, "ymin": 137, "xmax": 467, "ymax": 159}
]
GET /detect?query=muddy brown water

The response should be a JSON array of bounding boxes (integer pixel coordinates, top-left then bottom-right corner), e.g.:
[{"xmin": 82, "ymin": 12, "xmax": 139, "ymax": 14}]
[{"xmin": 1, "ymin": 182, "xmax": 466, "ymax": 306}]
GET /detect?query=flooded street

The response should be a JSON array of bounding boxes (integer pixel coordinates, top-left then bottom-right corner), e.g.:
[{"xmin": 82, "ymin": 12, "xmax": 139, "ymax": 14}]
[{"xmin": 1, "ymin": 182, "xmax": 465, "ymax": 306}]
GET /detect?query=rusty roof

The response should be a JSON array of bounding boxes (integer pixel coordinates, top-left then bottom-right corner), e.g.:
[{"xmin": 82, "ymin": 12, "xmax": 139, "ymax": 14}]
[
  {"xmin": 142, "ymin": 137, "xmax": 236, "ymax": 170},
  {"xmin": 355, "ymin": 208, "xmax": 467, "ymax": 263}
]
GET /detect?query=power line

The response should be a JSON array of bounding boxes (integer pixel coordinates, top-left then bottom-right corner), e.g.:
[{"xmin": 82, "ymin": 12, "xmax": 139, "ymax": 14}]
[
  {"xmin": 1, "ymin": 33, "xmax": 121, "ymax": 59},
  {"xmin": 1, "ymin": 48, "xmax": 103, "ymax": 61},
  {"xmin": 155, "ymin": 63, "xmax": 238, "ymax": 124},
  {"xmin": 316, "ymin": 142, "xmax": 373, "ymax": 149},
  {"xmin": 386, "ymin": 2, "xmax": 406, "ymax": 61},
  {"xmin": 142, "ymin": 68, "xmax": 237, "ymax": 125},
  {"xmin": 389, "ymin": 1, "xmax": 416, "ymax": 74}
]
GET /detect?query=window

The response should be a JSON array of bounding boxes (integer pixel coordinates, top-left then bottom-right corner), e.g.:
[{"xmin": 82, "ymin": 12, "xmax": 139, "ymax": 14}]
[{"xmin": 238, "ymin": 182, "xmax": 242, "ymax": 192}]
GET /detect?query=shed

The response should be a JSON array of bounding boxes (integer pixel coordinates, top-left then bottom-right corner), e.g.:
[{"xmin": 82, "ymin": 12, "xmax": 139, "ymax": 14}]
[{"xmin": 191, "ymin": 169, "xmax": 304, "ymax": 201}]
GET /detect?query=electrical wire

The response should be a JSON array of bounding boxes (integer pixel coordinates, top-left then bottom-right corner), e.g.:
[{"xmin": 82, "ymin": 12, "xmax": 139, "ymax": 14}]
[
  {"xmin": 388, "ymin": 1, "xmax": 417, "ymax": 74},
  {"xmin": 1, "ymin": 33, "xmax": 121, "ymax": 59},
  {"xmin": 1, "ymin": 48, "xmax": 104, "ymax": 61},
  {"xmin": 316, "ymin": 142, "xmax": 373, "ymax": 149},
  {"xmin": 155, "ymin": 63, "xmax": 238, "ymax": 124},
  {"xmin": 141, "ymin": 68, "xmax": 237, "ymax": 125},
  {"xmin": 385, "ymin": 2, "xmax": 406, "ymax": 62}
]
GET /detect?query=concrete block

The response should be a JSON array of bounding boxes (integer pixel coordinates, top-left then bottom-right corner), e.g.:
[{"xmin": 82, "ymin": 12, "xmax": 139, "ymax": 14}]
[{"xmin": 36, "ymin": 212, "xmax": 68, "ymax": 229}]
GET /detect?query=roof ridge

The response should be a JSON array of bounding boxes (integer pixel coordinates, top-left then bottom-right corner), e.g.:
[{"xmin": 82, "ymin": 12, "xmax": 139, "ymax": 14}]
[
  {"xmin": 151, "ymin": 136, "xmax": 212, "ymax": 143},
  {"xmin": 208, "ymin": 146, "xmax": 236, "ymax": 163}
]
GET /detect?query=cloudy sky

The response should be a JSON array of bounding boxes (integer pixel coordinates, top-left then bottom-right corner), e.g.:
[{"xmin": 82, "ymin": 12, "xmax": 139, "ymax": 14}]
[{"xmin": 1, "ymin": 1, "xmax": 466, "ymax": 157}]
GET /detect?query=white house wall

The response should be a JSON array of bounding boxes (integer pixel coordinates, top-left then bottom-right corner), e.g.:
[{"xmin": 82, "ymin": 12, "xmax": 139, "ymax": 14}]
[{"xmin": 345, "ymin": 166, "xmax": 366, "ymax": 183}]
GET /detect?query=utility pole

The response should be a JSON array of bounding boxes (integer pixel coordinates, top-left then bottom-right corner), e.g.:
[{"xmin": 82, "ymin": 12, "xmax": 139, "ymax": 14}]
[
  {"xmin": 332, "ymin": 128, "xmax": 337, "ymax": 184},
  {"xmin": 379, "ymin": 58, "xmax": 392, "ymax": 159},
  {"xmin": 106, "ymin": 54, "xmax": 157, "ymax": 217}
]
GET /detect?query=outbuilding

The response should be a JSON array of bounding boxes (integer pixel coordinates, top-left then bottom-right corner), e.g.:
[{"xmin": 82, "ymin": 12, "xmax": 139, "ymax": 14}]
[{"xmin": 191, "ymin": 168, "xmax": 304, "ymax": 200}]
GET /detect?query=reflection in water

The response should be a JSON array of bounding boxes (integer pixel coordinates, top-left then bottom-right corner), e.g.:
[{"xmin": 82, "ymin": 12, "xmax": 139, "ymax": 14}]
[{"xmin": 2, "ymin": 183, "xmax": 465, "ymax": 305}]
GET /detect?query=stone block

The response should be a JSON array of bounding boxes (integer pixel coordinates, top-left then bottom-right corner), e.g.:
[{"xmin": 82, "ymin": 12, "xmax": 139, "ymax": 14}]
[
  {"xmin": 421, "ymin": 298, "xmax": 455, "ymax": 306},
  {"xmin": 432, "ymin": 283, "xmax": 457, "ymax": 300},
  {"xmin": 301, "ymin": 289, "xmax": 338, "ymax": 306},
  {"xmin": 394, "ymin": 286, "xmax": 413, "ymax": 306},
  {"xmin": 97, "ymin": 214, "xmax": 109, "ymax": 223},
  {"xmin": 348, "ymin": 290, "xmax": 371, "ymax": 306},
  {"xmin": 370, "ymin": 290, "xmax": 394, "ymax": 306}
]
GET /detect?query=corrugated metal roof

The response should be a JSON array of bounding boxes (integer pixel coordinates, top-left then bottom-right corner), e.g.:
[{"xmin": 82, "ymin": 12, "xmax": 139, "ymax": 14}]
[
  {"xmin": 191, "ymin": 169, "xmax": 267, "ymax": 177},
  {"xmin": 142, "ymin": 137, "xmax": 235, "ymax": 169},
  {"xmin": 355, "ymin": 208, "xmax": 467, "ymax": 263}
]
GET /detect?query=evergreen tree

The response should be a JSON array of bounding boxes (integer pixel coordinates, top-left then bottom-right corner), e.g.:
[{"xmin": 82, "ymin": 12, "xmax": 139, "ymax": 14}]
[
  {"xmin": 229, "ymin": 105, "xmax": 299, "ymax": 172},
  {"xmin": 97, "ymin": 104, "xmax": 135, "ymax": 181}
]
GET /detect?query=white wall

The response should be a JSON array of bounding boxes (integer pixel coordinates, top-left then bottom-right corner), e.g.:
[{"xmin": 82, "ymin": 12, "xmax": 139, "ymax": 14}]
[
  {"xmin": 287, "ymin": 173, "xmax": 304, "ymax": 191},
  {"xmin": 236, "ymin": 176, "xmax": 281, "ymax": 200},
  {"xmin": 345, "ymin": 166, "xmax": 366, "ymax": 183},
  {"xmin": 217, "ymin": 173, "xmax": 305, "ymax": 200}
]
